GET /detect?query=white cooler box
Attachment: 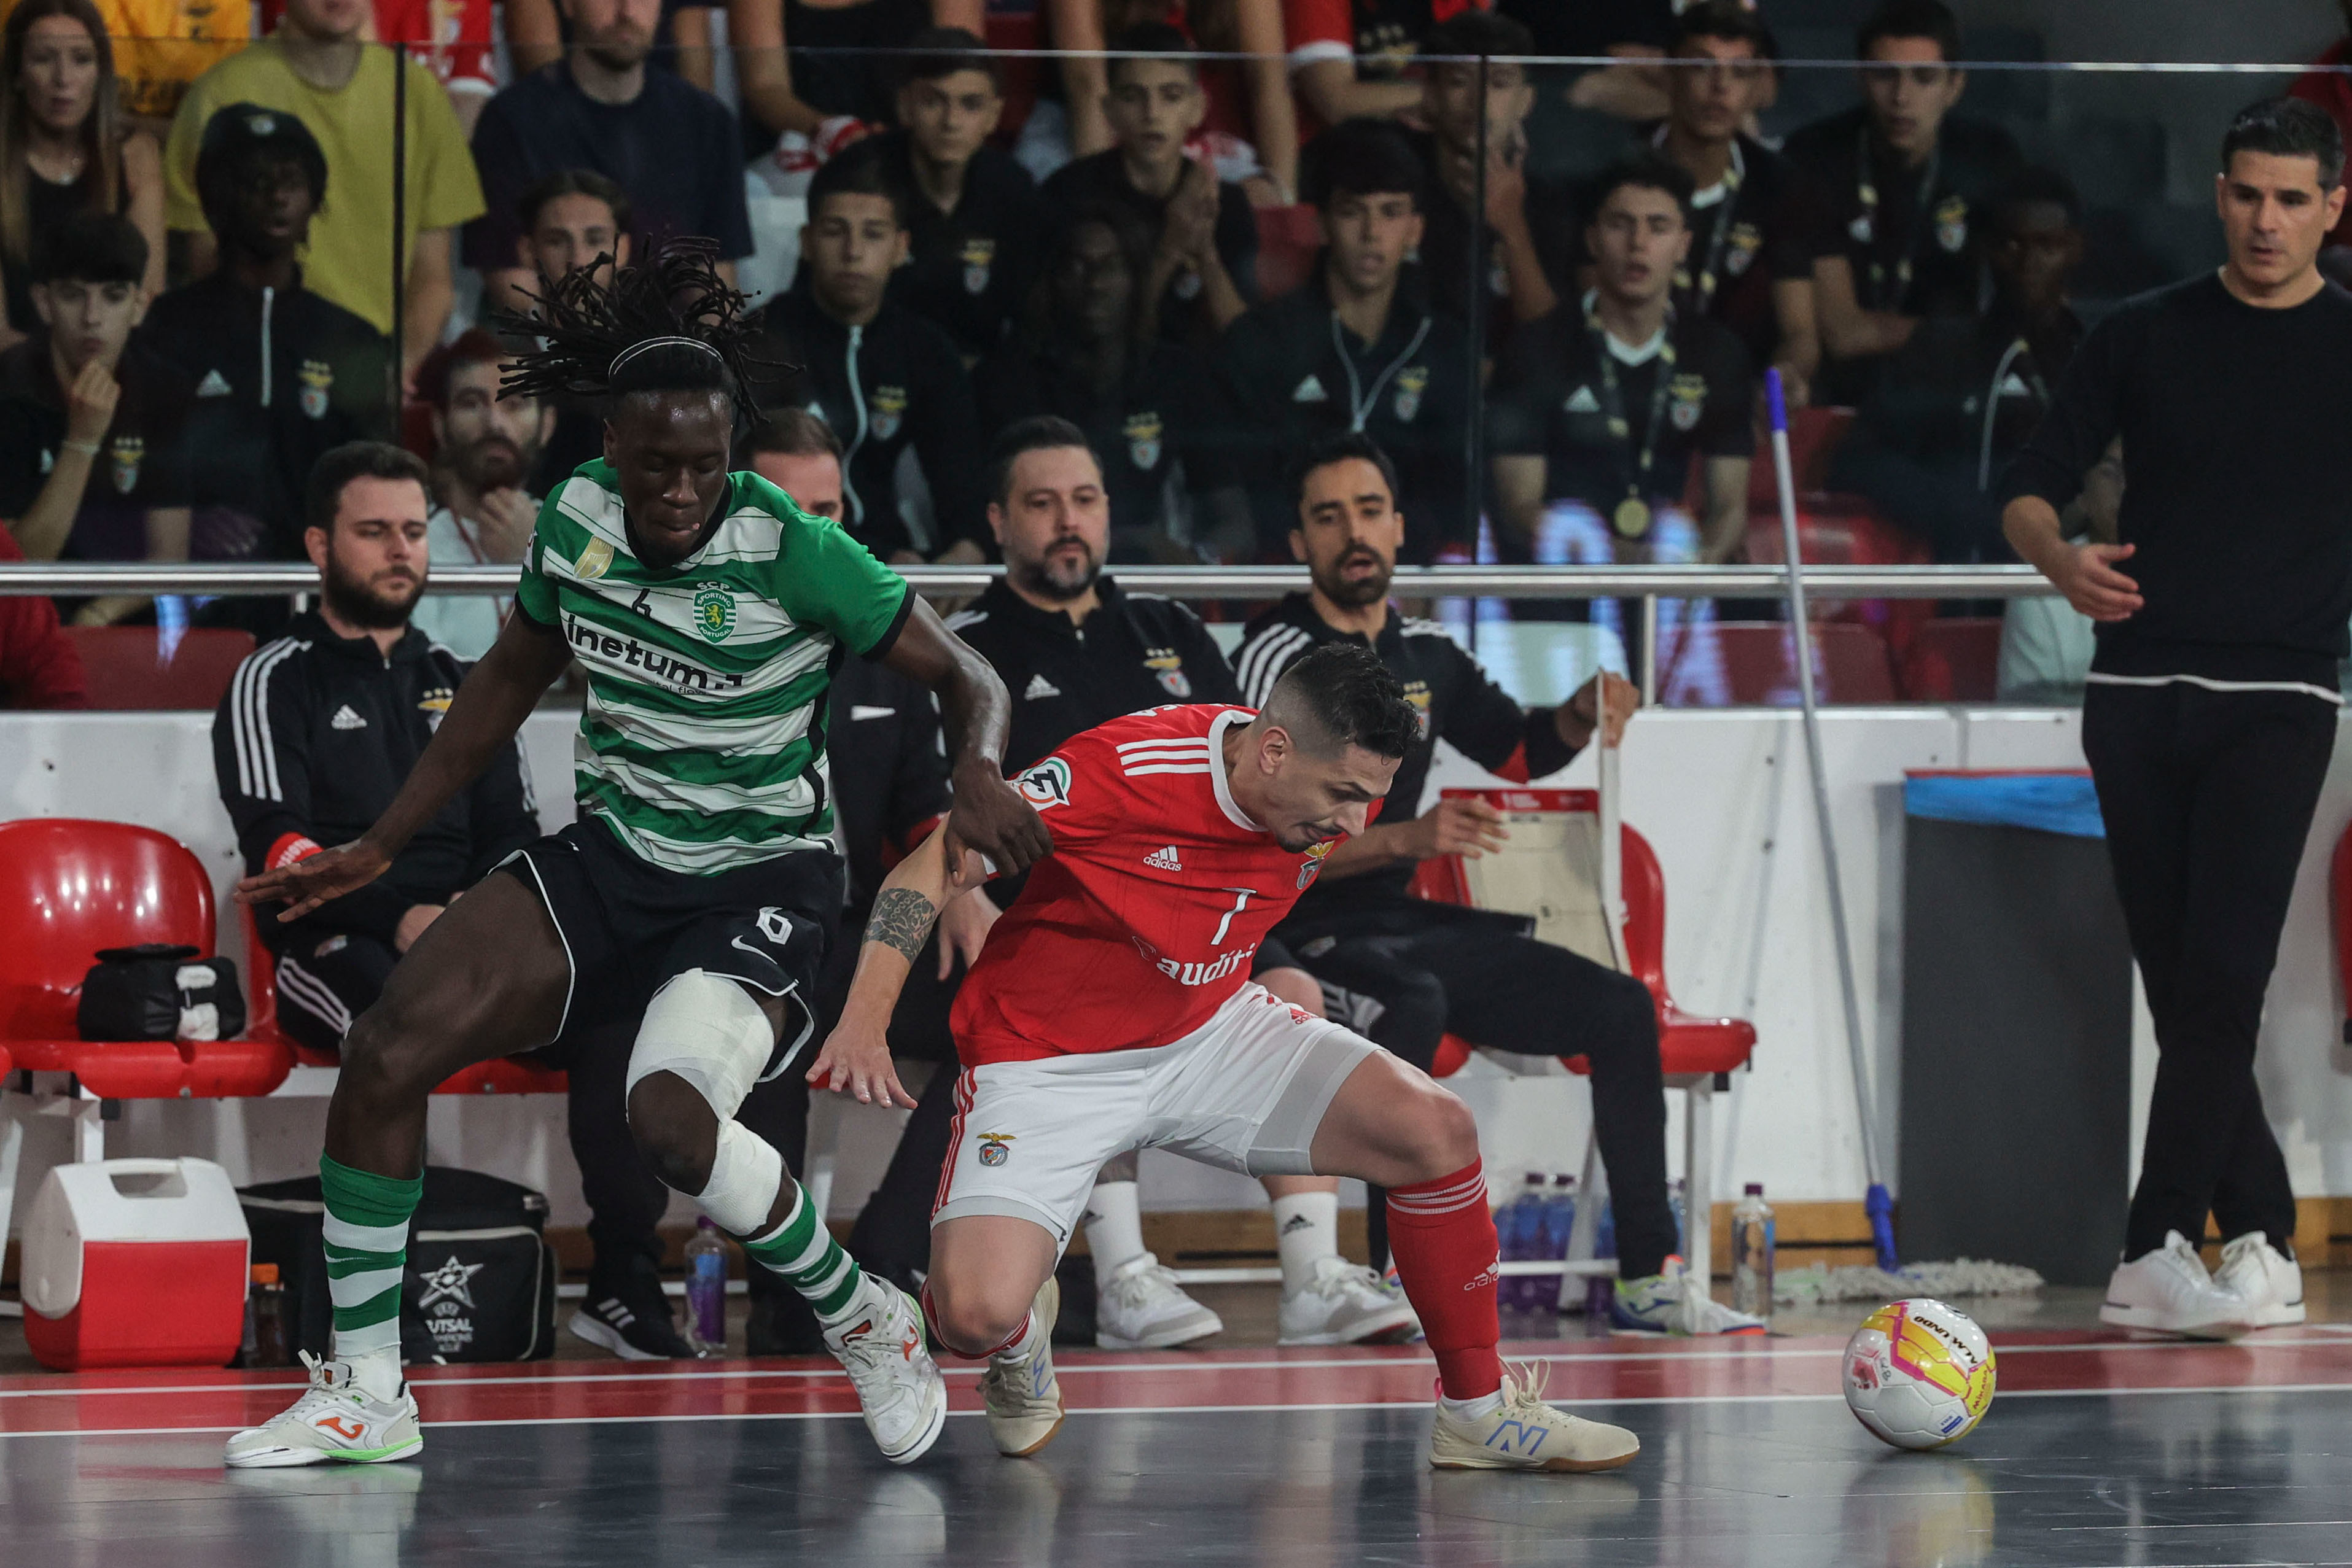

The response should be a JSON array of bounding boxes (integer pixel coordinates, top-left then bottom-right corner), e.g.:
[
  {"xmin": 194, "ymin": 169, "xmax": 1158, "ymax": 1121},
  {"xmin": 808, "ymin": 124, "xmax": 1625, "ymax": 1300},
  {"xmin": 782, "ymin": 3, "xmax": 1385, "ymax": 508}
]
[{"xmin": 21, "ymin": 1157, "xmax": 249, "ymax": 1370}]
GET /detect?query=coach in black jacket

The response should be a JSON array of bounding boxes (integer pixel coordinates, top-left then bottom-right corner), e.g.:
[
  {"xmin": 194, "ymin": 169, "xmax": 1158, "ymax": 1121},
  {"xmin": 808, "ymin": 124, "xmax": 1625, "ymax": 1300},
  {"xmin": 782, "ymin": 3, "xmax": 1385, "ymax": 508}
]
[{"xmin": 213, "ymin": 441, "xmax": 695, "ymax": 1362}]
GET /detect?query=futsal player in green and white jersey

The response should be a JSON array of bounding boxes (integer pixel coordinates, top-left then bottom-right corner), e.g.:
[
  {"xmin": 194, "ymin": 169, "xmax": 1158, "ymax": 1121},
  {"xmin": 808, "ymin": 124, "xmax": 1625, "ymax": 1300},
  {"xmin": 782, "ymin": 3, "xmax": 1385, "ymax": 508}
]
[{"xmin": 225, "ymin": 242, "xmax": 1051, "ymax": 1471}]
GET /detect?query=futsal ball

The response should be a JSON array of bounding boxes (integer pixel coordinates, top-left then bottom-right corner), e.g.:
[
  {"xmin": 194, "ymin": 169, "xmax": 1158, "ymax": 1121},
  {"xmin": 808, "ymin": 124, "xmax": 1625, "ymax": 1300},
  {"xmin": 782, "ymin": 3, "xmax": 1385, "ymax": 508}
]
[{"xmin": 1841, "ymin": 1297, "xmax": 1997, "ymax": 1450}]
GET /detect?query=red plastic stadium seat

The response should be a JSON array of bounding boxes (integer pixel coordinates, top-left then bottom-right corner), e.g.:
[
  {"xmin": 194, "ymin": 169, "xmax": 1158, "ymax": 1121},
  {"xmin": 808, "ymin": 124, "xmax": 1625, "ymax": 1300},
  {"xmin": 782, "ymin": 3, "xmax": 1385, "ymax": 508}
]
[
  {"xmin": 401, "ymin": 399, "xmax": 438, "ymax": 462},
  {"xmin": 1898, "ymin": 617, "xmax": 2003, "ymax": 702},
  {"xmin": 0, "ymin": 818, "xmax": 290, "ymax": 1098},
  {"xmin": 64, "ymin": 627, "xmax": 255, "ymax": 711},
  {"xmin": 1671, "ymin": 620, "xmax": 1896, "ymax": 707},
  {"xmin": 1745, "ymin": 405, "xmax": 1856, "ymax": 508},
  {"xmin": 1409, "ymin": 791, "xmax": 1756, "ymax": 1082},
  {"xmin": 984, "ymin": 11, "xmax": 1044, "ymax": 142},
  {"xmin": 1254, "ymin": 204, "xmax": 1323, "ymax": 300}
]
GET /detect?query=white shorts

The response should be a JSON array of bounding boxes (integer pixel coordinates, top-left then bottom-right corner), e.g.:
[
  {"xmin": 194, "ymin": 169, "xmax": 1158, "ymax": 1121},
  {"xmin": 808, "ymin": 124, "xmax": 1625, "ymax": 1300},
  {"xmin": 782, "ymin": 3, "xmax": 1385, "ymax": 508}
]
[{"xmin": 932, "ymin": 984, "xmax": 1379, "ymax": 1245}]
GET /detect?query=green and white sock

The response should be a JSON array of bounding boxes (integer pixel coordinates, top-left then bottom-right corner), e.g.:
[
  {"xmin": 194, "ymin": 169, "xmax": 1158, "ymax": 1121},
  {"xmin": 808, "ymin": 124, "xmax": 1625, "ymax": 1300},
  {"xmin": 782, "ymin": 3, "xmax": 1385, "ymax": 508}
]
[
  {"xmin": 319, "ymin": 1154, "xmax": 420, "ymax": 1396},
  {"xmin": 742, "ymin": 1179, "xmax": 868, "ymax": 1326}
]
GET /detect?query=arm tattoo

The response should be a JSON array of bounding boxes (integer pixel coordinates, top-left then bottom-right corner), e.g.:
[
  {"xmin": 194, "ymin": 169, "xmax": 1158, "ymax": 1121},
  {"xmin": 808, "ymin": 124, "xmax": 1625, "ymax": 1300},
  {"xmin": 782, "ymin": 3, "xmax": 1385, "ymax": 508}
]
[{"xmin": 865, "ymin": 887, "xmax": 940, "ymax": 964}]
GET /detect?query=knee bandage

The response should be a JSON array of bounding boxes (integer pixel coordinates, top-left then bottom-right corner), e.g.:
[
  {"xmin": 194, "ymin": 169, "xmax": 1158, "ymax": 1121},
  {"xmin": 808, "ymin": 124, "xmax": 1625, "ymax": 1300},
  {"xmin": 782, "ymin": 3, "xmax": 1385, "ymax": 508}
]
[
  {"xmin": 626, "ymin": 969, "xmax": 775, "ymax": 1124},
  {"xmin": 698, "ymin": 1121, "xmax": 785, "ymax": 1234}
]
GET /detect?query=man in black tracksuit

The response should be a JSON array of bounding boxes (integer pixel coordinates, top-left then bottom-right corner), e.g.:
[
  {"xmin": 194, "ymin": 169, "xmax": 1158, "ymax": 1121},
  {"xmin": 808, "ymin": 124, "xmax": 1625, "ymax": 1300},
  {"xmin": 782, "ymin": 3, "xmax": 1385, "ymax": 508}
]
[
  {"xmin": 1232, "ymin": 433, "xmax": 1761, "ymax": 1335},
  {"xmin": 212, "ymin": 441, "xmax": 692, "ymax": 1360},
  {"xmin": 744, "ymin": 141, "xmax": 989, "ymax": 561},
  {"xmin": 2001, "ymin": 99, "xmax": 2352, "ymax": 1337}
]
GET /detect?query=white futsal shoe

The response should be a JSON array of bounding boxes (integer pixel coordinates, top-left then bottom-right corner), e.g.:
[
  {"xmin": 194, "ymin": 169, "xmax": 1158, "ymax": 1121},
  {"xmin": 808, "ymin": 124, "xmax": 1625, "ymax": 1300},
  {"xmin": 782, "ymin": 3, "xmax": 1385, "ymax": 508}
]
[
  {"xmin": 825, "ymin": 1276, "xmax": 948, "ymax": 1465},
  {"xmin": 1429, "ymin": 1366, "xmax": 1641, "ymax": 1473},
  {"xmin": 224, "ymin": 1352, "xmax": 423, "ymax": 1469},
  {"xmin": 2213, "ymin": 1232, "xmax": 2305, "ymax": 1328},
  {"xmin": 2100, "ymin": 1231, "xmax": 2254, "ymax": 1338},
  {"xmin": 1610, "ymin": 1257, "xmax": 1767, "ymax": 1335},
  {"xmin": 1096, "ymin": 1252, "xmax": 1223, "ymax": 1349},
  {"xmin": 1277, "ymin": 1256, "xmax": 1422, "ymax": 1346},
  {"xmin": 983, "ymin": 1276, "xmax": 1066, "ymax": 1457}
]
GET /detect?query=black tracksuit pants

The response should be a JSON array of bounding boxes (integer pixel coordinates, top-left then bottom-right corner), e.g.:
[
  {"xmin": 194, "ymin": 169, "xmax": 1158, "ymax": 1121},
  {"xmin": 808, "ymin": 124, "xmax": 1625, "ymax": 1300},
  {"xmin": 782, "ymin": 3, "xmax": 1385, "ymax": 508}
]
[
  {"xmin": 2082, "ymin": 681, "xmax": 2336, "ymax": 1261},
  {"xmin": 1296, "ymin": 921, "xmax": 1676, "ymax": 1279}
]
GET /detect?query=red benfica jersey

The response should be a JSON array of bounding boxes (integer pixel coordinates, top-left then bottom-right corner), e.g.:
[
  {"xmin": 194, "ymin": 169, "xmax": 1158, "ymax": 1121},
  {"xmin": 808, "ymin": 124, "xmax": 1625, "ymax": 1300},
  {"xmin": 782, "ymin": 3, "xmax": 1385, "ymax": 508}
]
[{"xmin": 952, "ymin": 705, "xmax": 1341, "ymax": 1065}]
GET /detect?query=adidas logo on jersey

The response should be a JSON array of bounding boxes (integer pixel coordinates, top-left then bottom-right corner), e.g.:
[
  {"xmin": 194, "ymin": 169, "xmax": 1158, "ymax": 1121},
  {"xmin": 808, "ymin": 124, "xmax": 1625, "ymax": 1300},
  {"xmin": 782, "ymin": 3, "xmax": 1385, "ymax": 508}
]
[
  {"xmin": 329, "ymin": 704, "xmax": 367, "ymax": 731},
  {"xmin": 1291, "ymin": 374, "xmax": 1328, "ymax": 403},
  {"xmin": 1564, "ymin": 386, "xmax": 1602, "ymax": 414},
  {"xmin": 195, "ymin": 369, "xmax": 233, "ymax": 398},
  {"xmin": 1024, "ymin": 673, "xmax": 1061, "ymax": 700},
  {"xmin": 1144, "ymin": 845, "xmax": 1183, "ymax": 871}
]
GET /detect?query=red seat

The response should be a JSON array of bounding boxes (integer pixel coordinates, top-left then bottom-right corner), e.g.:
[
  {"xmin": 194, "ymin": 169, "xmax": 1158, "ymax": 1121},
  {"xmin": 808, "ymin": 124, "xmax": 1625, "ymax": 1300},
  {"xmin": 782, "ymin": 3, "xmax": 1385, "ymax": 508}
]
[
  {"xmin": 1744, "ymin": 405, "xmax": 1856, "ymax": 509},
  {"xmin": 1408, "ymin": 790, "xmax": 1756, "ymax": 1082},
  {"xmin": 1898, "ymin": 616, "xmax": 2003, "ymax": 702},
  {"xmin": 0, "ymin": 818, "xmax": 290, "ymax": 1098},
  {"xmin": 1670, "ymin": 620, "xmax": 1896, "ymax": 706},
  {"xmin": 1254, "ymin": 204, "xmax": 1323, "ymax": 300},
  {"xmin": 64, "ymin": 627, "xmax": 256, "ymax": 712},
  {"xmin": 243, "ymin": 902, "xmax": 569, "ymax": 1095},
  {"xmin": 984, "ymin": 11, "xmax": 1045, "ymax": 144}
]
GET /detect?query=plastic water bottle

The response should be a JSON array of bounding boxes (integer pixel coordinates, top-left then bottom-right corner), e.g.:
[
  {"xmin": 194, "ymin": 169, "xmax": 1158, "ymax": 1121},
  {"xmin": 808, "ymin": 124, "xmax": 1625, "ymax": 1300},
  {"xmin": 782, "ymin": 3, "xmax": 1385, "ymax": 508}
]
[
  {"xmin": 238, "ymin": 1263, "xmax": 290, "ymax": 1368},
  {"xmin": 1669, "ymin": 1178, "xmax": 1688, "ymax": 1257},
  {"xmin": 1497, "ymin": 1173, "xmax": 1546, "ymax": 1310},
  {"xmin": 1731, "ymin": 1183, "xmax": 1775, "ymax": 1322},
  {"xmin": 684, "ymin": 1217, "xmax": 728, "ymax": 1354},
  {"xmin": 1594, "ymin": 1197, "xmax": 1616, "ymax": 1264},
  {"xmin": 1533, "ymin": 1176, "xmax": 1578, "ymax": 1311}
]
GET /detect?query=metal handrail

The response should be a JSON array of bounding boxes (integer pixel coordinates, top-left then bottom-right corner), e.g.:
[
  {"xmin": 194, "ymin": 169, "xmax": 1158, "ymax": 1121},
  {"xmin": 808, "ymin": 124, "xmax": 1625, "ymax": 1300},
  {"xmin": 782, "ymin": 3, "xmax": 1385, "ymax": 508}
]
[{"xmin": 0, "ymin": 562, "xmax": 2061, "ymax": 600}]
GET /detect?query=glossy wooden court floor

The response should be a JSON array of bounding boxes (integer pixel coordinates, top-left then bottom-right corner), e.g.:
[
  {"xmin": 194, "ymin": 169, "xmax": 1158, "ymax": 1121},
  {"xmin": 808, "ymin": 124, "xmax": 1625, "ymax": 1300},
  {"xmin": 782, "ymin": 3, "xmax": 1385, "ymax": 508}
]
[{"xmin": 8, "ymin": 1285, "xmax": 2352, "ymax": 1567}]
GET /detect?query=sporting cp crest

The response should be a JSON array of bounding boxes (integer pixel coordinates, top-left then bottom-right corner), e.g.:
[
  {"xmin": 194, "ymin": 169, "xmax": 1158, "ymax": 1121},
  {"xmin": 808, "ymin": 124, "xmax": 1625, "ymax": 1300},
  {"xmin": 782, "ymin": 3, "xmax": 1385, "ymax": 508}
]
[
  {"xmin": 1393, "ymin": 365, "xmax": 1429, "ymax": 422},
  {"xmin": 868, "ymin": 385, "xmax": 907, "ymax": 441},
  {"xmin": 693, "ymin": 583, "xmax": 737, "ymax": 643},
  {"xmin": 1124, "ymin": 411, "xmax": 1163, "ymax": 471},
  {"xmin": 961, "ymin": 236, "xmax": 995, "ymax": 295},
  {"xmin": 107, "ymin": 435, "xmax": 143, "ymax": 494},
  {"xmin": 298, "ymin": 359, "xmax": 334, "ymax": 420},
  {"xmin": 1934, "ymin": 195, "xmax": 1969, "ymax": 254},
  {"xmin": 1143, "ymin": 646, "xmax": 1190, "ymax": 698},
  {"xmin": 1669, "ymin": 373, "xmax": 1710, "ymax": 433}
]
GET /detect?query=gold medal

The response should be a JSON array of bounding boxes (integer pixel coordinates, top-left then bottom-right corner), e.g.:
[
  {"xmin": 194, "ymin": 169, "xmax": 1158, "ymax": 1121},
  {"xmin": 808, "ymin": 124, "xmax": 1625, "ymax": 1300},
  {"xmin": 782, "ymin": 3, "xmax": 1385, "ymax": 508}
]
[{"xmin": 1613, "ymin": 497, "xmax": 1652, "ymax": 539}]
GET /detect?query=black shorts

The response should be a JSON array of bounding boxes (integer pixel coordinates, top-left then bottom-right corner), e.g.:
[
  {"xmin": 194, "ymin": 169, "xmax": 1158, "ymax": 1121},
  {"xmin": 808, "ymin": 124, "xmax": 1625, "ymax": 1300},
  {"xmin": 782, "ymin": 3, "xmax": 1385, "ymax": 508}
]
[{"xmin": 500, "ymin": 817, "xmax": 841, "ymax": 1082}]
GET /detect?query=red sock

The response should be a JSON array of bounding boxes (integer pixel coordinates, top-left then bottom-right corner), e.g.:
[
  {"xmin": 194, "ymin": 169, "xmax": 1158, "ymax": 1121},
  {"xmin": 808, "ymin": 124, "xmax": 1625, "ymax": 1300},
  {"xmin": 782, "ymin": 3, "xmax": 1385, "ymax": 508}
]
[{"xmin": 1386, "ymin": 1160, "xmax": 1503, "ymax": 1400}]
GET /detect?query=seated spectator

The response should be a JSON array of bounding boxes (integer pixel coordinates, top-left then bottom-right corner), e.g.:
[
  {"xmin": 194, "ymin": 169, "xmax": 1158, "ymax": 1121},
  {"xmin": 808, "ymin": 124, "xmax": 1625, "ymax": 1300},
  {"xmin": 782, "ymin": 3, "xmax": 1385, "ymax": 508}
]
[
  {"xmin": 872, "ymin": 29, "xmax": 1045, "ymax": 362},
  {"xmin": 1832, "ymin": 168, "xmax": 2085, "ymax": 565},
  {"xmin": 80, "ymin": 0, "xmax": 249, "ymax": 128},
  {"xmin": 140, "ymin": 105, "xmax": 392, "ymax": 565},
  {"xmin": 211, "ymin": 440, "xmax": 699, "ymax": 1361},
  {"xmin": 255, "ymin": 0, "xmax": 498, "ymax": 133},
  {"xmin": 0, "ymin": 212, "xmax": 189, "ymax": 626},
  {"xmin": 1025, "ymin": 0, "xmax": 1296, "ymax": 202},
  {"xmin": 465, "ymin": 0, "xmax": 752, "ymax": 311},
  {"xmin": 0, "ymin": 525, "xmax": 86, "ymax": 705},
  {"xmin": 507, "ymin": 0, "xmax": 718, "ymax": 80},
  {"xmin": 1783, "ymin": 0, "xmax": 2023, "ymax": 405},
  {"xmin": 747, "ymin": 141, "xmax": 988, "ymax": 562},
  {"xmin": 1219, "ymin": 118, "xmax": 1472, "ymax": 557},
  {"xmin": 1042, "ymin": 24, "xmax": 1257, "ymax": 347},
  {"xmin": 1406, "ymin": 9, "xmax": 1573, "ymax": 351},
  {"xmin": 504, "ymin": 169, "xmax": 631, "ymax": 489},
  {"xmin": 1487, "ymin": 156, "xmax": 1751, "ymax": 671},
  {"xmin": 1998, "ymin": 439, "xmax": 2119, "ymax": 705},
  {"xmin": 0, "ymin": 0, "xmax": 166, "ymax": 344},
  {"xmin": 728, "ymin": 0, "xmax": 976, "ymax": 169},
  {"xmin": 163, "ymin": 0, "xmax": 483, "ymax": 376},
  {"xmin": 1646, "ymin": 1, "xmax": 1823, "ymax": 400},
  {"xmin": 1502, "ymin": 0, "xmax": 1676, "ymax": 121},
  {"xmin": 1231, "ymin": 433, "xmax": 1759, "ymax": 1338},
  {"xmin": 975, "ymin": 204, "xmax": 1249, "ymax": 561},
  {"xmin": 411, "ymin": 330, "xmax": 551, "ymax": 659}
]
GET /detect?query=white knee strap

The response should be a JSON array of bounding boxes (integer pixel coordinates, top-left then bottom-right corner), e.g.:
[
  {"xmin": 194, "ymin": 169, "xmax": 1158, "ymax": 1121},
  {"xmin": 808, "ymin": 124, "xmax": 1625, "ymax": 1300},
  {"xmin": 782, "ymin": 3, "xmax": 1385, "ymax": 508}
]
[
  {"xmin": 626, "ymin": 969, "xmax": 774, "ymax": 1123},
  {"xmin": 697, "ymin": 1121, "xmax": 784, "ymax": 1234}
]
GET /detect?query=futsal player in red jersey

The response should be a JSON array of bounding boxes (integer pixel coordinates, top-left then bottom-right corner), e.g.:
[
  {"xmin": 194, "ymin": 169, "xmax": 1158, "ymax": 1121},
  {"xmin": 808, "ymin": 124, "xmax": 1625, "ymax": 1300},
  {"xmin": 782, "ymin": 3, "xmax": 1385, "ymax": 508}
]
[{"xmin": 809, "ymin": 642, "xmax": 1642, "ymax": 1473}]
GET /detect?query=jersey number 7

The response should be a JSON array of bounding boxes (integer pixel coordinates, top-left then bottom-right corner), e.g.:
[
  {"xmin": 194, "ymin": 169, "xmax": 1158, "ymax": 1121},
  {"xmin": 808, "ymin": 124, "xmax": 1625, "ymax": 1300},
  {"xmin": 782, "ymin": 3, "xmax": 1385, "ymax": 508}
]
[{"xmin": 1212, "ymin": 888, "xmax": 1255, "ymax": 946}]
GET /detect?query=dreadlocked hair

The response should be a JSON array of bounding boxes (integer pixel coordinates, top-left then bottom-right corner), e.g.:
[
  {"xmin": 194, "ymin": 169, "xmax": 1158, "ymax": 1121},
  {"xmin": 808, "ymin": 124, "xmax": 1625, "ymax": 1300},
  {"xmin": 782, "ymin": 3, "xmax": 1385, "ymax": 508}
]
[{"xmin": 490, "ymin": 236, "xmax": 783, "ymax": 420}]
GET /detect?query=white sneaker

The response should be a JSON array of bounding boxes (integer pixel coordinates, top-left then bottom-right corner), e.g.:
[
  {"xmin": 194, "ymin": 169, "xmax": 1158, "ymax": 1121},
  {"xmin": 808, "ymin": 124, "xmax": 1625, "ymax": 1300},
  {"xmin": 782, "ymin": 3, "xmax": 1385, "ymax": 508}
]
[
  {"xmin": 982, "ymin": 1276, "xmax": 1065, "ymax": 1457},
  {"xmin": 2213, "ymin": 1232, "xmax": 2305, "ymax": 1327},
  {"xmin": 1610, "ymin": 1257, "xmax": 1767, "ymax": 1336},
  {"xmin": 1429, "ymin": 1365, "xmax": 1641, "ymax": 1473},
  {"xmin": 1095, "ymin": 1252, "xmax": 1222, "ymax": 1349},
  {"xmin": 824, "ymin": 1277, "xmax": 948, "ymax": 1465},
  {"xmin": 223, "ymin": 1352, "xmax": 423, "ymax": 1469},
  {"xmin": 2100, "ymin": 1230, "xmax": 2253, "ymax": 1338},
  {"xmin": 1277, "ymin": 1256, "xmax": 1422, "ymax": 1346}
]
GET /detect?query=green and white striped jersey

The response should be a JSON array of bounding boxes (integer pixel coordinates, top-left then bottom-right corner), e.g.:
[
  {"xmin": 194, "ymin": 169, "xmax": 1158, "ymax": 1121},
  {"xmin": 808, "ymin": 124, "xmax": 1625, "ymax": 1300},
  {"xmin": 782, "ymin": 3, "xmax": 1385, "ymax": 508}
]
[{"xmin": 514, "ymin": 462, "xmax": 911, "ymax": 875}]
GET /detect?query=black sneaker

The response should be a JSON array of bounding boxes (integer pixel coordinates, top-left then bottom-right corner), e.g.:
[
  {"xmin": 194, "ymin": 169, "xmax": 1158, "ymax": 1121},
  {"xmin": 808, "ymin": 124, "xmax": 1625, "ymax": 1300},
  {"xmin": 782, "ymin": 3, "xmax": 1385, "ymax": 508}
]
[{"xmin": 569, "ymin": 1257, "xmax": 701, "ymax": 1360}]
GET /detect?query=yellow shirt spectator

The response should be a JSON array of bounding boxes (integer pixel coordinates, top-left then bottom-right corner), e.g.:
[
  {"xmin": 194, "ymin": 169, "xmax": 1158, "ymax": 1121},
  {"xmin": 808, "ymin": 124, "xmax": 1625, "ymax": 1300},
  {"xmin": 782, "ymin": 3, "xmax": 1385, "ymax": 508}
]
[
  {"xmin": 163, "ymin": 34, "xmax": 481, "ymax": 344},
  {"xmin": 0, "ymin": 0, "xmax": 252, "ymax": 123}
]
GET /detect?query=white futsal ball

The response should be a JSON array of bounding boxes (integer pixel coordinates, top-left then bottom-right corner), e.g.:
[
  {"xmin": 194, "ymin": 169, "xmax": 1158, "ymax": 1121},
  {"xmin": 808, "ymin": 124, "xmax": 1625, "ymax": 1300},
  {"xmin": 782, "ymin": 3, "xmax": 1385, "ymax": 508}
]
[{"xmin": 1841, "ymin": 1297, "xmax": 1997, "ymax": 1451}]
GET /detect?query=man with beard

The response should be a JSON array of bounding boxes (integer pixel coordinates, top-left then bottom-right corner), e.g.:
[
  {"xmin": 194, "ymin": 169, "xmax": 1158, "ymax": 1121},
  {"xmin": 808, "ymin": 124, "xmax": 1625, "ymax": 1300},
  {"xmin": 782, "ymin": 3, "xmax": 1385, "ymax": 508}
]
[
  {"xmin": 461, "ymin": 0, "xmax": 752, "ymax": 299},
  {"xmin": 1231, "ymin": 435, "xmax": 1762, "ymax": 1335},
  {"xmin": 210, "ymin": 439, "xmax": 701, "ymax": 1361},
  {"xmin": 410, "ymin": 331, "xmax": 555, "ymax": 659}
]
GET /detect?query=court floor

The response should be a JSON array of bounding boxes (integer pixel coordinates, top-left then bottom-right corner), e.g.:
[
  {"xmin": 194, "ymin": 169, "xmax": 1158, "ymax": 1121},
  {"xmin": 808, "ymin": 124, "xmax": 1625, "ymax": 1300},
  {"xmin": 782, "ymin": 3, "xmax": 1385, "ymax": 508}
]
[{"xmin": 8, "ymin": 1305, "xmax": 2352, "ymax": 1568}]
